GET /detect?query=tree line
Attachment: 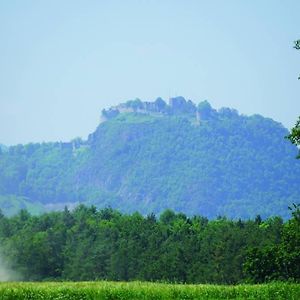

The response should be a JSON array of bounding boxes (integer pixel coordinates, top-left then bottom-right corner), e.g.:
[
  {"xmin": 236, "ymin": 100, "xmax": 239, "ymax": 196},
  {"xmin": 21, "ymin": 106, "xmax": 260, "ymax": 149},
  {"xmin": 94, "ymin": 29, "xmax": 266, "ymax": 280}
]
[{"xmin": 0, "ymin": 205, "xmax": 299, "ymax": 283}]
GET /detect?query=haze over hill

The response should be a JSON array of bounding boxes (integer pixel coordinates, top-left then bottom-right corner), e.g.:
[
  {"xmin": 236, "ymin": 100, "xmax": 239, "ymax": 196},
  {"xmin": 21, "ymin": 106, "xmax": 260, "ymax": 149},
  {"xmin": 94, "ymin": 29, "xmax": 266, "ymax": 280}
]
[{"xmin": 0, "ymin": 97, "xmax": 299, "ymax": 219}]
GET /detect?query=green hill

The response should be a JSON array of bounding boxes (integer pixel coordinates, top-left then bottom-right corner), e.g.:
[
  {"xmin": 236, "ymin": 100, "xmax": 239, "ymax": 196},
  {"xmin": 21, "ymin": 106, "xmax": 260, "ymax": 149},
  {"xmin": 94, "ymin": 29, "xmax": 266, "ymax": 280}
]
[
  {"xmin": 0, "ymin": 144, "xmax": 8, "ymax": 153},
  {"xmin": 0, "ymin": 97, "xmax": 299, "ymax": 218}
]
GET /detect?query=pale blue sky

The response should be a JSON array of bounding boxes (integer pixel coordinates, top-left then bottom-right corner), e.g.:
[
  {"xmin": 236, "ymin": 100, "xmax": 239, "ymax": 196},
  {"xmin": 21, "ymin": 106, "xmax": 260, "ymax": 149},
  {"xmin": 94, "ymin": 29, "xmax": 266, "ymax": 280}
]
[{"xmin": 0, "ymin": 0, "xmax": 299, "ymax": 145}]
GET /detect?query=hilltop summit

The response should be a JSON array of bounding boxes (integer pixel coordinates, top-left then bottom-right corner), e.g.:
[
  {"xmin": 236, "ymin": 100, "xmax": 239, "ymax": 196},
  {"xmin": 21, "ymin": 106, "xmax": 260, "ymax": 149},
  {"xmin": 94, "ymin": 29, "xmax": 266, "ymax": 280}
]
[{"xmin": 101, "ymin": 97, "xmax": 217, "ymax": 123}]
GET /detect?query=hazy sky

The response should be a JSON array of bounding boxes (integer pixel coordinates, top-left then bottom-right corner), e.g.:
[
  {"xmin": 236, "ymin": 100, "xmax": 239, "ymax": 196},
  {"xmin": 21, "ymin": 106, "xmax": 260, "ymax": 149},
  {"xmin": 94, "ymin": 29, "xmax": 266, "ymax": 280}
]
[{"xmin": 0, "ymin": 0, "xmax": 299, "ymax": 145}]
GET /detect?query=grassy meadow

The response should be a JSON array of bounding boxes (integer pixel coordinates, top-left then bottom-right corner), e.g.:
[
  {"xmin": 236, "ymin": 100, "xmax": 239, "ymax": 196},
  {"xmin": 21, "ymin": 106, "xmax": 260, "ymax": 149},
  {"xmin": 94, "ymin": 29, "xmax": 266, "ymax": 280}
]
[{"xmin": 0, "ymin": 281, "xmax": 299, "ymax": 300}]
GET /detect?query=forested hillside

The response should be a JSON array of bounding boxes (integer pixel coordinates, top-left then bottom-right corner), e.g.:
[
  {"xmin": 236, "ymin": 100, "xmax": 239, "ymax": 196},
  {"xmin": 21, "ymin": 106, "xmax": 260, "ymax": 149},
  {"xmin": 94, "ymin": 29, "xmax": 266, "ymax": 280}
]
[{"xmin": 0, "ymin": 97, "xmax": 299, "ymax": 218}]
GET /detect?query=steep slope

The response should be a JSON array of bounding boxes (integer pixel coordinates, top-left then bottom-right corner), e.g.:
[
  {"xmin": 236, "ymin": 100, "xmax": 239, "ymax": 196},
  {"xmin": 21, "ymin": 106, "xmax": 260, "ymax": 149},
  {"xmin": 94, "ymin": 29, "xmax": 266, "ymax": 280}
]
[{"xmin": 0, "ymin": 98, "xmax": 299, "ymax": 218}]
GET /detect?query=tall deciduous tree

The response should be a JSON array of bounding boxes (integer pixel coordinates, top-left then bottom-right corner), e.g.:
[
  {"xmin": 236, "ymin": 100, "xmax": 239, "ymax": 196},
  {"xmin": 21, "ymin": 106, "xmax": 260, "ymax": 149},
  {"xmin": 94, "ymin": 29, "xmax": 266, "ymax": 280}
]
[
  {"xmin": 286, "ymin": 40, "xmax": 300, "ymax": 157},
  {"xmin": 286, "ymin": 117, "xmax": 300, "ymax": 158}
]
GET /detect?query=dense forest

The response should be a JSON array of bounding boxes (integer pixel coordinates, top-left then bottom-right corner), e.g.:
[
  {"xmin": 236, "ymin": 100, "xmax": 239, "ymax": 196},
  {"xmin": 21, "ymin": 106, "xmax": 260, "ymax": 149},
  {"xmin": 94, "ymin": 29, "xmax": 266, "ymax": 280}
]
[
  {"xmin": 0, "ymin": 98, "xmax": 300, "ymax": 219},
  {"xmin": 0, "ymin": 205, "xmax": 299, "ymax": 283}
]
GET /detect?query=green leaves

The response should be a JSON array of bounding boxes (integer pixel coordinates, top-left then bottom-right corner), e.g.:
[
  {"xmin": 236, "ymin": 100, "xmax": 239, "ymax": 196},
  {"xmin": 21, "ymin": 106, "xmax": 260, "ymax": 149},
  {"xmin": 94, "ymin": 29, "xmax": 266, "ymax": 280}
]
[
  {"xmin": 1, "ymin": 206, "xmax": 298, "ymax": 284},
  {"xmin": 286, "ymin": 116, "xmax": 300, "ymax": 158}
]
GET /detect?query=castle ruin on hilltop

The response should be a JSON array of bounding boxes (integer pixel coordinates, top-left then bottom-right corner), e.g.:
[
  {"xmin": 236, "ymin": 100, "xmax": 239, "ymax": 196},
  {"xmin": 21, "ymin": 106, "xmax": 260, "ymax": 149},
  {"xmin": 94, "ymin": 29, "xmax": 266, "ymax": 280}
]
[{"xmin": 101, "ymin": 96, "xmax": 215, "ymax": 124}]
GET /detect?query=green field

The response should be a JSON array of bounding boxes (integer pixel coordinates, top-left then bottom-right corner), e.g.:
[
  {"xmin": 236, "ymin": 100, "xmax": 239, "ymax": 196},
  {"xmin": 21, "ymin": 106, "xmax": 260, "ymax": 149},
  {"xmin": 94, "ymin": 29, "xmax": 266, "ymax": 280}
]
[{"xmin": 0, "ymin": 281, "xmax": 299, "ymax": 300}]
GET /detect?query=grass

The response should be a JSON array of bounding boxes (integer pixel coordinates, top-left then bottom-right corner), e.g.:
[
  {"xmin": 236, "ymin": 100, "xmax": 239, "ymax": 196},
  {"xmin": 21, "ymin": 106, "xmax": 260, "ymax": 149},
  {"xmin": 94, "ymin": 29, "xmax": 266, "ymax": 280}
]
[
  {"xmin": 113, "ymin": 112, "xmax": 159, "ymax": 124},
  {"xmin": 0, "ymin": 281, "xmax": 299, "ymax": 300}
]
